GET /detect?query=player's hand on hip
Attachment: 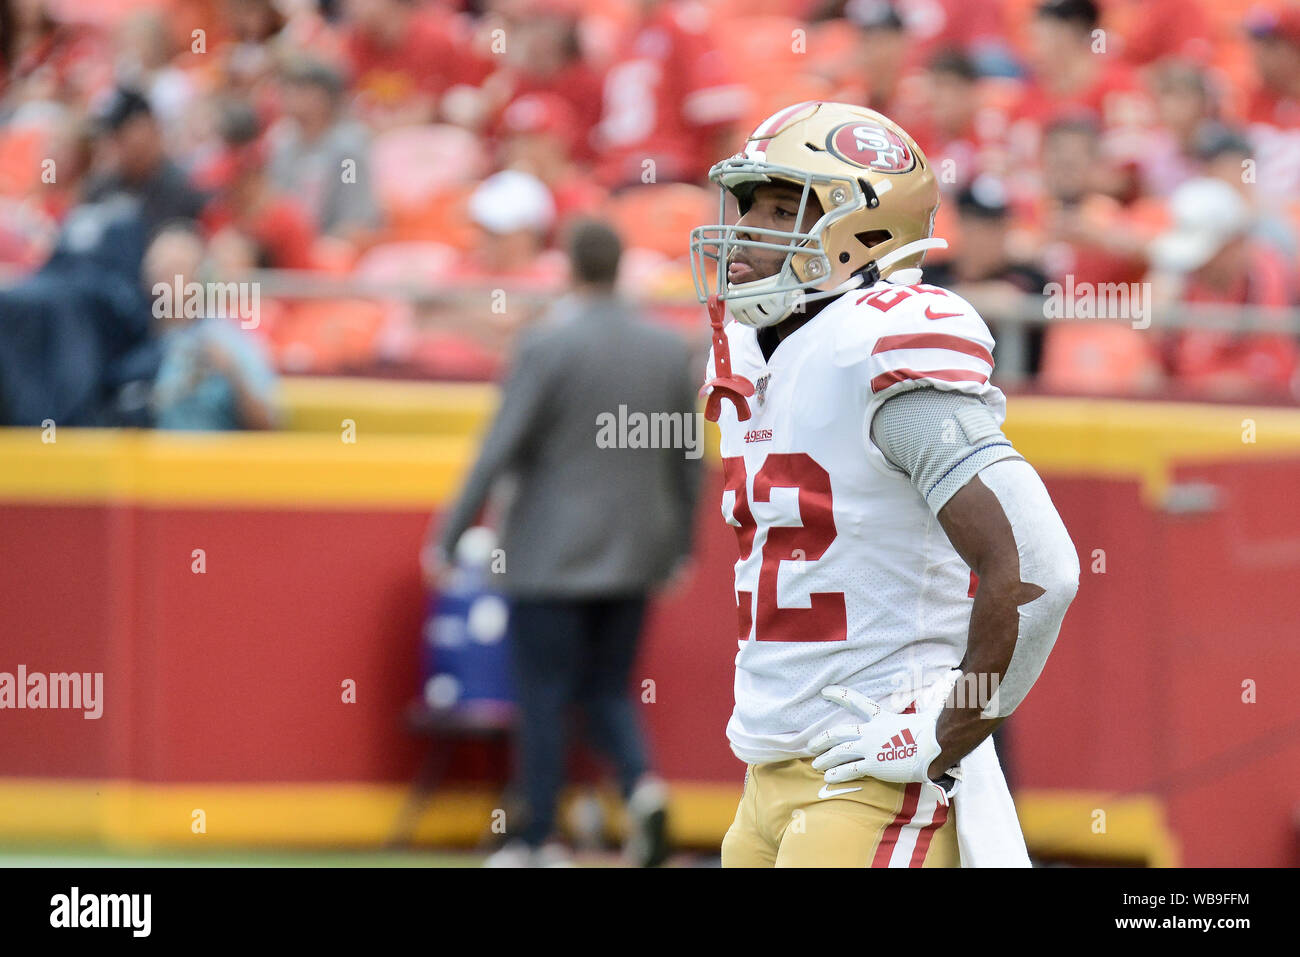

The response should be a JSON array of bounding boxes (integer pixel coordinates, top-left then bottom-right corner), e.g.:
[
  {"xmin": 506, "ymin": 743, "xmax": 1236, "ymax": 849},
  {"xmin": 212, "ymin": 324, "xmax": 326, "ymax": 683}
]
[{"xmin": 810, "ymin": 674, "xmax": 961, "ymax": 804}]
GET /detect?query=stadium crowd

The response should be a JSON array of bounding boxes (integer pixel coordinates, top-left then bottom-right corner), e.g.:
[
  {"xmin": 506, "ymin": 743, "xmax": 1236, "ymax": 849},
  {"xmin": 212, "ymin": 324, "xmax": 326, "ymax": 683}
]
[{"xmin": 2, "ymin": 0, "xmax": 1300, "ymax": 426}]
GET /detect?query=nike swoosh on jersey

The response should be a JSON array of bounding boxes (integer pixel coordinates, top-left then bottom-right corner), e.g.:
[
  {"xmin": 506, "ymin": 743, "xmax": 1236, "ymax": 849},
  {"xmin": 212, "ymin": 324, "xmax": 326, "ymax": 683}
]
[
  {"xmin": 818, "ymin": 784, "xmax": 863, "ymax": 799},
  {"xmin": 924, "ymin": 305, "xmax": 965, "ymax": 320}
]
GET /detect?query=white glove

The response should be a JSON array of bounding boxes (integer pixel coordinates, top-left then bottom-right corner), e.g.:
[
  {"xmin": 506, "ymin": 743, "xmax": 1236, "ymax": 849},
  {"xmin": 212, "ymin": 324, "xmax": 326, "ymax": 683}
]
[{"xmin": 810, "ymin": 671, "xmax": 962, "ymax": 806}]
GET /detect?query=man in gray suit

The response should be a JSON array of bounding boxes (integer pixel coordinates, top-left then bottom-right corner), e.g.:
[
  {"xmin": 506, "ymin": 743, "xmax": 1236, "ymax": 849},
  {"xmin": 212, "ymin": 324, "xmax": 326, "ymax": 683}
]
[{"xmin": 424, "ymin": 220, "xmax": 702, "ymax": 867}]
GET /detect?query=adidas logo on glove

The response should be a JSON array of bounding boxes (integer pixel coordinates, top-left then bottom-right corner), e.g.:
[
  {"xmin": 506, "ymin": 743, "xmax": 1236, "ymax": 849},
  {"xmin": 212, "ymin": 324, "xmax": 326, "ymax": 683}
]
[{"xmin": 876, "ymin": 729, "xmax": 918, "ymax": 762}]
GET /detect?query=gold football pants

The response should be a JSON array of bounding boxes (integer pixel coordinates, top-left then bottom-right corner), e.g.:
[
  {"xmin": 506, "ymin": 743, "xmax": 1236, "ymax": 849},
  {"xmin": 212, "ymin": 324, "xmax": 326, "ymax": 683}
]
[{"xmin": 721, "ymin": 758, "xmax": 959, "ymax": 867}]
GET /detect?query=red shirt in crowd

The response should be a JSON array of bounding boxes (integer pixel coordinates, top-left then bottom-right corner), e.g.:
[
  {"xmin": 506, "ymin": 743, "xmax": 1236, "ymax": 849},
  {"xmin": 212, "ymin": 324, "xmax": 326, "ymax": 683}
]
[
  {"xmin": 502, "ymin": 61, "xmax": 606, "ymax": 164},
  {"xmin": 1112, "ymin": 0, "xmax": 1213, "ymax": 66},
  {"xmin": 592, "ymin": 1, "xmax": 747, "ymax": 186},
  {"xmin": 1167, "ymin": 241, "xmax": 1298, "ymax": 396},
  {"xmin": 897, "ymin": 0, "xmax": 1010, "ymax": 65},
  {"xmin": 1, "ymin": 23, "xmax": 111, "ymax": 105},
  {"xmin": 203, "ymin": 197, "xmax": 316, "ymax": 271},
  {"xmin": 1005, "ymin": 58, "xmax": 1152, "ymax": 170},
  {"xmin": 1243, "ymin": 85, "xmax": 1300, "ymax": 201},
  {"xmin": 345, "ymin": 10, "xmax": 491, "ymax": 121}
]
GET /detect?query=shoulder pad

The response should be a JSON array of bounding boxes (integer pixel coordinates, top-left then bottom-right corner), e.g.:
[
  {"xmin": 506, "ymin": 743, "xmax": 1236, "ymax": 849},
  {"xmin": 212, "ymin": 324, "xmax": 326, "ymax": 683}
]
[
  {"xmin": 832, "ymin": 280, "xmax": 997, "ymax": 402},
  {"xmin": 833, "ymin": 280, "xmax": 995, "ymax": 370}
]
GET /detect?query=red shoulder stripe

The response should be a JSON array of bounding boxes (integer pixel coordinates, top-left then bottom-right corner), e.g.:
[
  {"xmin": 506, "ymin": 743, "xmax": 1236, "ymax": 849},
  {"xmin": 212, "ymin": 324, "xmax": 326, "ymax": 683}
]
[
  {"xmin": 872, "ymin": 333, "xmax": 994, "ymax": 367},
  {"xmin": 870, "ymin": 367, "xmax": 991, "ymax": 393}
]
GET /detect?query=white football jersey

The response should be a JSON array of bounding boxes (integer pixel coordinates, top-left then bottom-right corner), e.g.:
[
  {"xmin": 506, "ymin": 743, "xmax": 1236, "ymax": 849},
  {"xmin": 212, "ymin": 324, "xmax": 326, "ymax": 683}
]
[{"xmin": 705, "ymin": 274, "xmax": 1007, "ymax": 765}]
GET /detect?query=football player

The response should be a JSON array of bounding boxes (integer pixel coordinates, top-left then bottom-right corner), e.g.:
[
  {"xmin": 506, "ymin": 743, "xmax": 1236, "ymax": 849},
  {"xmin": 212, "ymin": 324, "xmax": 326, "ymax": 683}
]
[{"xmin": 690, "ymin": 102, "xmax": 1080, "ymax": 867}]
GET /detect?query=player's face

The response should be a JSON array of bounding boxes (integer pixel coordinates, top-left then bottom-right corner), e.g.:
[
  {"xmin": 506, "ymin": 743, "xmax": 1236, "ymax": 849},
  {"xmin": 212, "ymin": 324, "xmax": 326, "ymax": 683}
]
[{"xmin": 728, "ymin": 183, "xmax": 825, "ymax": 285}]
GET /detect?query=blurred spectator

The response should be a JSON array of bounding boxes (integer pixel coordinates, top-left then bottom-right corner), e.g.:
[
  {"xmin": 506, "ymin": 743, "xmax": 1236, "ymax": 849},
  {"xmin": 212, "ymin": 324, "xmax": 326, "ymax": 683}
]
[
  {"xmin": 146, "ymin": 224, "xmax": 282, "ymax": 429},
  {"xmin": 1034, "ymin": 117, "xmax": 1163, "ymax": 394},
  {"xmin": 1112, "ymin": 0, "xmax": 1212, "ymax": 67},
  {"xmin": 401, "ymin": 170, "xmax": 565, "ymax": 375},
  {"xmin": 83, "ymin": 86, "xmax": 208, "ymax": 238},
  {"xmin": 498, "ymin": 93, "xmax": 607, "ymax": 227},
  {"xmin": 219, "ymin": 0, "xmax": 287, "ymax": 97},
  {"xmin": 482, "ymin": 1, "xmax": 605, "ymax": 162},
  {"xmin": 810, "ymin": 0, "xmax": 1015, "ymax": 82},
  {"xmin": 1243, "ymin": 5, "xmax": 1300, "ymax": 202},
  {"xmin": 201, "ymin": 99, "xmax": 316, "ymax": 269},
  {"xmin": 895, "ymin": 0, "xmax": 1018, "ymax": 77},
  {"xmin": 1008, "ymin": 0, "xmax": 1151, "ymax": 166},
  {"xmin": 1035, "ymin": 117, "xmax": 1149, "ymax": 283},
  {"xmin": 909, "ymin": 48, "xmax": 999, "ymax": 195},
  {"xmin": 925, "ymin": 176, "xmax": 1049, "ymax": 376},
  {"xmin": 1196, "ymin": 123, "xmax": 1297, "ymax": 261},
  {"xmin": 1138, "ymin": 59, "xmax": 1219, "ymax": 197},
  {"xmin": 461, "ymin": 169, "xmax": 563, "ymax": 283},
  {"xmin": 114, "ymin": 9, "xmax": 199, "ymax": 139},
  {"xmin": 0, "ymin": 184, "xmax": 154, "ymax": 425},
  {"xmin": 267, "ymin": 57, "xmax": 381, "ymax": 244},
  {"xmin": 0, "ymin": 113, "xmax": 90, "ymax": 268},
  {"xmin": 426, "ymin": 219, "xmax": 701, "ymax": 867},
  {"xmin": 0, "ymin": 0, "xmax": 111, "ymax": 115},
  {"xmin": 343, "ymin": 0, "xmax": 490, "ymax": 130},
  {"xmin": 593, "ymin": 0, "xmax": 747, "ymax": 186},
  {"xmin": 830, "ymin": 0, "xmax": 911, "ymax": 113},
  {"xmin": 41, "ymin": 117, "xmax": 94, "ymax": 222},
  {"xmin": 1150, "ymin": 177, "xmax": 1298, "ymax": 398}
]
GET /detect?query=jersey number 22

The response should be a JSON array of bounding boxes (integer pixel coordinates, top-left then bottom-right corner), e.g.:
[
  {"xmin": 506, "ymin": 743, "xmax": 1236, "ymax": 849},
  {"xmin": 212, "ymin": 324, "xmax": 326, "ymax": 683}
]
[{"xmin": 723, "ymin": 452, "xmax": 847, "ymax": 643}]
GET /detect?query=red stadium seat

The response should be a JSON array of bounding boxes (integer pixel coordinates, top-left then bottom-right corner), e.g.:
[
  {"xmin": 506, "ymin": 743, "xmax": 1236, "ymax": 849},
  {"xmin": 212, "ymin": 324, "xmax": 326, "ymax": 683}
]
[
  {"xmin": 382, "ymin": 183, "xmax": 479, "ymax": 249},
  {"xmin": 271, "ymin": 299, "xmax": 392, "ymax": 374},
  {"xmin": 1038, "ymin": 323, "xmax": 1164, "ymax": 395}
]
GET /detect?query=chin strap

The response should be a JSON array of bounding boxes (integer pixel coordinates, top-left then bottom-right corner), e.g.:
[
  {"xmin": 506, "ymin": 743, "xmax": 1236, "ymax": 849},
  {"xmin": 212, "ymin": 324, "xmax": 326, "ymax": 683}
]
[{"xmin": 700, "ymin": 294, "xmax": 755, "ymax": 422}]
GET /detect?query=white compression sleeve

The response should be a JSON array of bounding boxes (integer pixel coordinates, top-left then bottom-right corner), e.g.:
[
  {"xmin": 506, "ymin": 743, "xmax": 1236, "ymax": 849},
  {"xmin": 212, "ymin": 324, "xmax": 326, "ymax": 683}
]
[{"xmin": 974, "ymin": 457, "xmax": 1080, "ymax": 718}]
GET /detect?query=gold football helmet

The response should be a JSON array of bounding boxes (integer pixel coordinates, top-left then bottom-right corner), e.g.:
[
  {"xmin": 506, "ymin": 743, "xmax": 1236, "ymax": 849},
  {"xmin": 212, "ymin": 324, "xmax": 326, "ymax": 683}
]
[{"xmin": 690, "ymin": 101, "xmax": 945, "ymax": 328}]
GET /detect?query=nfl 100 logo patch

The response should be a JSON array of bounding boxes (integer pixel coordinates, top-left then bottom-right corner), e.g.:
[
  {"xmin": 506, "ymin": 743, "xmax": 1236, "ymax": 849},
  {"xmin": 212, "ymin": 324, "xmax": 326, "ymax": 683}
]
[{"xmin": 755, "ymin": 373, "xmax": 771, "ymax": 406}]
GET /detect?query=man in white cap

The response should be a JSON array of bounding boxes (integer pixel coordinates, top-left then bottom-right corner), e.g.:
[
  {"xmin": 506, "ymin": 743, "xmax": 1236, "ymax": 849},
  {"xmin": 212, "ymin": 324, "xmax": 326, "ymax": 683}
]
[
  {"xmin": 1150, "ymin": 177, "xmax": 1297, "ymax": 397},
  {"xmin": 463, "ymin": 169, "xmax": 561, "ymax": 280},
  {"xmin": 434, "ymin": 170, "xmax": 568, "ymax": 360}
]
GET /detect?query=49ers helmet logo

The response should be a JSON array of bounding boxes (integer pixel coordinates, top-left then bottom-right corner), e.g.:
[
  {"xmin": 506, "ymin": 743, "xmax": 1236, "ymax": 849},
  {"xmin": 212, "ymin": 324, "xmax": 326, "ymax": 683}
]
[{"xmin": 825, "ymin": 121, "xmax": 916, "ymax": 173}]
